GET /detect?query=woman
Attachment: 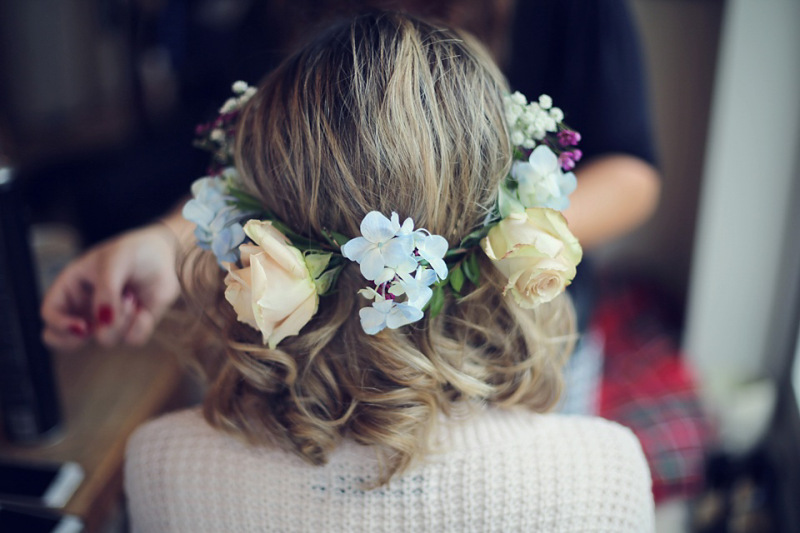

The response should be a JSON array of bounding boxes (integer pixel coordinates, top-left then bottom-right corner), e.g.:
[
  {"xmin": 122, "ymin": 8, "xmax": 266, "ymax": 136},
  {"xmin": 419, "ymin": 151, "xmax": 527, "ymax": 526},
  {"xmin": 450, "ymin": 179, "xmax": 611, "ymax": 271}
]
[{"xmin": 124, "ymin": 12, "xmax": 653, "ymax": 532}]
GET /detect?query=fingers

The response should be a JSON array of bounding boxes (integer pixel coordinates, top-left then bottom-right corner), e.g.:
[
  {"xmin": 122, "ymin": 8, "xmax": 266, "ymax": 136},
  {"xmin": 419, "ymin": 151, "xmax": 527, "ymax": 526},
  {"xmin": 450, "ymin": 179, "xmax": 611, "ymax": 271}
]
[
  {"xmin": 41, "ymin": 225, "xmax": 181, "ymax": 350},
  {"xmin": 100, "ymin": 290, "xmax": 161, "ymax": 347},
  {"xmin": 41, "ymin": 315, "xmax": 91, "ymax": 351},
  {"xmin": 94, "ymin": 287, "xmax": 138, "ymax": 347},
  {"xmin": 43, "ymin": 285, "xmax": 157, "ymax": 350},
  {"xmin": 91, "ymin": 247, "xmax": 136, "ymax": 346},
  {"xmin": 42, "ymin": 324, "xmax": 90, "ymax": 352},
  {"xmin": 40, "ymin": 260, "xmax": 94, "ymax": 351}
]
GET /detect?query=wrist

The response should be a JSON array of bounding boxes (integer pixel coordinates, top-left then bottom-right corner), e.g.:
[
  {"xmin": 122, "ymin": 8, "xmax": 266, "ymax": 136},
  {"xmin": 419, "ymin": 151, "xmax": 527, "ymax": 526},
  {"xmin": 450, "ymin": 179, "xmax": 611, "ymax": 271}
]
[{"xmin": 142, "ymin": 221, "xmax": 181, "ymax": 261}]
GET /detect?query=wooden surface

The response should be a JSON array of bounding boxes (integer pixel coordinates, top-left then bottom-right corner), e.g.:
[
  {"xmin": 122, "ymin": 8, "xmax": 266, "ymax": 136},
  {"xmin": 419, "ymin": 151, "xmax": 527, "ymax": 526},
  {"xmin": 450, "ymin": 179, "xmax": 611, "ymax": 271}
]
[{"xmin": 0, "ymin": 340, "xmax": 185, "ymax": 532}]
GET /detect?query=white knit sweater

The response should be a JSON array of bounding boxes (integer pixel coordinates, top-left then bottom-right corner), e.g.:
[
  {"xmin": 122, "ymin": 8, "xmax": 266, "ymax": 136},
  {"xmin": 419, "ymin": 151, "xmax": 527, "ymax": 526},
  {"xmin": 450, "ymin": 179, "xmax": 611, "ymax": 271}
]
[{"xmin": 125, "ymin": 408, "xmax": 654, "ymax": 532}]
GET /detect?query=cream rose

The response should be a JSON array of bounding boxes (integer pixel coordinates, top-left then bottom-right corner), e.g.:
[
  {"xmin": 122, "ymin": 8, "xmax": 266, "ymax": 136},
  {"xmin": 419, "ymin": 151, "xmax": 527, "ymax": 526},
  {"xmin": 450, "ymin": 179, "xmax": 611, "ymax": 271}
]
[
  {"xmin": 480, "ymin": 208, "xmax": 582, "ymax": 309},
  {"xmin": 223, "ymin": 220, "xmax": 318, "ymax": 348}
]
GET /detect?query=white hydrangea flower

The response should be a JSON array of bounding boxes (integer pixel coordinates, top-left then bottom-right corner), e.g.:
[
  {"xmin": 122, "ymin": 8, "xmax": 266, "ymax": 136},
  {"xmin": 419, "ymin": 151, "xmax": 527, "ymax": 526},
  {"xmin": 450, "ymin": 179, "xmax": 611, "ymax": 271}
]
[
  {"xmin": 389, "ymin": 266, "xmax": 438, "ymax": 309},
  {"xmin": 341, "ymin": 211, "xmax": 416, "ymax": 281},
  {"xmin": 549, "ymin": 107, "xmax": 564, "ymax": 122},
  {"xmin": 510, "ymin": 145, "xmax": 578, "ymax": 211},
  {"xmin": 538, "ymin": 94, "xmax": 553, "ymax": 109},
  {"xmin": 497, "ymin": 181, "xmax": 525, "ymax": 218},
  {"xmin": 344, "ymin": 211, "xmax": 451, "ymax": 334},
  {"xmin": 412, "ymin": 231, "xmax": 449, "ymax": 280},
  {"xmin": 356, "ymin": 290, "xmax": 424, "ymax": 334}
]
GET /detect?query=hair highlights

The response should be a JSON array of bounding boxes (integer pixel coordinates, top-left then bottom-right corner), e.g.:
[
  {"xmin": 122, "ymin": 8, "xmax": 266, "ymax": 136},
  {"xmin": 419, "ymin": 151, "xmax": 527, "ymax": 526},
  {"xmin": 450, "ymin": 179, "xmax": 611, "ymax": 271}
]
[{"xmin": 181, "ymin": 12, "xmax": 575, "ymax": 485}]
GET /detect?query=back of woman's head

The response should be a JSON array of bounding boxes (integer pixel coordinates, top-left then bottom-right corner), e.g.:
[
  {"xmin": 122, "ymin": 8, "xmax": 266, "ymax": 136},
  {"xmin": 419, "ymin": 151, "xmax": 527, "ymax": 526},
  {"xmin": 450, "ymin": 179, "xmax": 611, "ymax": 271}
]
[
  {"xmin": 237, "ymin": 11, "xmax": 508, "ymax": 243},
  {"xmin": 188, "ymin": 11, "xmax": 574, "ymax": 484}
]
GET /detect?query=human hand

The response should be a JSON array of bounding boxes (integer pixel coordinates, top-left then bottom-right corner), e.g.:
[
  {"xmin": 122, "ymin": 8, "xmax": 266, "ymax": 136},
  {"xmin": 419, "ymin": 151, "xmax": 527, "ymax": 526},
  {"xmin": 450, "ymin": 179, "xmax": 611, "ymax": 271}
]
[{"xmin": 41, "ymin": 224, "xmax": 182, "ymax": 351}]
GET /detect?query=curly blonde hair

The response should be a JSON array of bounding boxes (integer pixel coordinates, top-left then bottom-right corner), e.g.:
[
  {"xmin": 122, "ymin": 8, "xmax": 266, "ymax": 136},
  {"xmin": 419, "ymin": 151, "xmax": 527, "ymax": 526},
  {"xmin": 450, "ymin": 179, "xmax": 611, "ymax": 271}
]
[{"xmin": 182, "ymin": 11, "xmax": 575, "ymax": 485}]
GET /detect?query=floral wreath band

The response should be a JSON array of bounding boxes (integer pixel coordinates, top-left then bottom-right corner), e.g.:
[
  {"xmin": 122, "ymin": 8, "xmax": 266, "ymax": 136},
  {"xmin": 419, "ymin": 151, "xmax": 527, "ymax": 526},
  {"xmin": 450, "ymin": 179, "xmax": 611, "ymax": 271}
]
[{"xmin": 183, "ymin": 82, "xmax": 583, "ymax": 348}]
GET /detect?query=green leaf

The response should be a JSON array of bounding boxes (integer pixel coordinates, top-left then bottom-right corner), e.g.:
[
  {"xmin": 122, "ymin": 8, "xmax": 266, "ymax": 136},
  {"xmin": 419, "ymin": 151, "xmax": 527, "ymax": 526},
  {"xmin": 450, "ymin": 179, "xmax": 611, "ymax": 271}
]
[
  {"xmin": 444, "ymin": 247, "xmax": 467, "ymax": 259},
  {"xmin": 313, "ymin": 266, "xmax": 341, "ymax": 295},
  {"xmin": 448, "ymin": 264, "xmax": 465, "ymax": 294},
  {"xmin": 330, "ymin": 231, "xmax": 350, "ymax": 246},
  {"xmin": 227, "ymin": 188, "xmax": 266, "ymax": 212},
  {"xmin": 321, "ymin": 229, "xmax": 350, "ymax": 248},
  {"xmin": 463, "ymin": 252, "xmax": 481, "ymax": 286},
  {"xmin": 428, "ymin": 285, "xmax": 445, "ymax": 319},
  {"xmin": 304, "ymin": 252, "xmax": 332, "ymax": 279},
  {"xmin": 458, "ymin": 225, "xmax": 492, "ymax": 249},
  {"xmin": 268, "ymin": 220, "xmax": 313, "ymax": 248}
]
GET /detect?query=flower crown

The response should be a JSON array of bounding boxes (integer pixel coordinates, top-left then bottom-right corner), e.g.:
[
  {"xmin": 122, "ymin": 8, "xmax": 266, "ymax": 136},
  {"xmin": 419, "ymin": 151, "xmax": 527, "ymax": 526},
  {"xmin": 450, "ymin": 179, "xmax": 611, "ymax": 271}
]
[{"xmin": 183, "ymin": 82, "xmax": 583, "ymax": 348}]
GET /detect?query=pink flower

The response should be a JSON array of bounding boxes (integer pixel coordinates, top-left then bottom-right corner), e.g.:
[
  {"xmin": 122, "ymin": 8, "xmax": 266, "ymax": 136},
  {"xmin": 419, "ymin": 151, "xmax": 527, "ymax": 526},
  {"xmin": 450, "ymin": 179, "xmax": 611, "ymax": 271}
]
[
  {"xmin": 557, "ymin": 130, "xmax": 582, "ymax": 147},
  {"xmin": 558, "ymin": 149, "xmax": 583, "ymax": 171}
]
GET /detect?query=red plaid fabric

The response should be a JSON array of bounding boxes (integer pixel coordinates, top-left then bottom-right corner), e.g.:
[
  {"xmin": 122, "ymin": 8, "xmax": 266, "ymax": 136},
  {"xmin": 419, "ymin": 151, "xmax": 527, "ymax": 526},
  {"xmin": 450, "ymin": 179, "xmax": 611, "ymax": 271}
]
[{"xmin": 594, "ymin": 280, "xmax": 714, "ymax": 503}]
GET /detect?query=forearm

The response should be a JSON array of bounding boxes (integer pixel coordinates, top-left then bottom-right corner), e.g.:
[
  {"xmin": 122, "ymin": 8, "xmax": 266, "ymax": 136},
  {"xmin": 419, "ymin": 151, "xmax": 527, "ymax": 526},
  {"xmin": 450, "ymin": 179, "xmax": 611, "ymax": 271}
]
[{"xmin": 562, "ymin": 155, "xmax": 660, "ymax": 249}]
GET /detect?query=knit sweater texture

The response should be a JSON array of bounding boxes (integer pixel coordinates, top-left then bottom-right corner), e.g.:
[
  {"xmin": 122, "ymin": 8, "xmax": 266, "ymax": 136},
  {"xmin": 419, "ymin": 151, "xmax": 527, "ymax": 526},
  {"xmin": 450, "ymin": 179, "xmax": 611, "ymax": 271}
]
[{"xmin": 125, "ymin": 408, "xmax": 655, "ymax": 532}]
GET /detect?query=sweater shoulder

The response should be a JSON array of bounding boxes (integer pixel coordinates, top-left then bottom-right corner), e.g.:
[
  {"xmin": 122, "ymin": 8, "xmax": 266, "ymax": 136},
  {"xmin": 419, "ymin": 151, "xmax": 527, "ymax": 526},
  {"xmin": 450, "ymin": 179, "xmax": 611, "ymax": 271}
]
[{"xmin": 125, "ymin": 408, "xmax": 654, "ymax": 532}]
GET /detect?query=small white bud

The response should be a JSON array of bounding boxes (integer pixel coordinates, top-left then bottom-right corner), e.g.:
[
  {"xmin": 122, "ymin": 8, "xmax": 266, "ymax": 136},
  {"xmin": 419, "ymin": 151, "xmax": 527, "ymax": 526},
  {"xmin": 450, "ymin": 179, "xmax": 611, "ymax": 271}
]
[
  {"xmin": 219, "ymin": 98, "xmax": 238, "ymax": 113},
  {"xmin": 232, "ymin": 81, "xmax": 248, "ymax": 94},
  {"xmin": 511, "ymin": 91, "xmax": 527, "ymax": 105}
]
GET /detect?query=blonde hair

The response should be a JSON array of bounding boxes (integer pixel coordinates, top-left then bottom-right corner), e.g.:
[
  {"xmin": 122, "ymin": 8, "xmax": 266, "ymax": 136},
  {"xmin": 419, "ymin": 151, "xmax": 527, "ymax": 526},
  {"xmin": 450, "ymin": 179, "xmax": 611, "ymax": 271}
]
[{"xmin": 182, "ymin": 11, "xmax": 575, "ymax": 485}]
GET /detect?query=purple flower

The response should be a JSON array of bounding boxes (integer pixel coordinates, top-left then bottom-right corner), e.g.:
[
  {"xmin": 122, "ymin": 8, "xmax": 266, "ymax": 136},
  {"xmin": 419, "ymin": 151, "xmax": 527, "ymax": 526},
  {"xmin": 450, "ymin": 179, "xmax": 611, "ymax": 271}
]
[
  {"xmin": 557, "ymin": 130, "xmax": 582, "ymax": 147},
  {"xmin": 558, "ymin": 149, "xmax": 583, "ymax": 171}
]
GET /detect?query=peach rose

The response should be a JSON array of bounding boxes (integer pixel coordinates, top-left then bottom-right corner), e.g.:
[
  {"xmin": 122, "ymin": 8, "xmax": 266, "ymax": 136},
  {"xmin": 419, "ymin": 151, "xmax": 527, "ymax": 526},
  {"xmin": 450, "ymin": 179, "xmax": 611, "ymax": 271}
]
[
  {"xmin": 481, "ymin": 208, "xmax": 582, "ymax": 309},
  {"xmin": 223, "ymin": 220, "xmax": 318, "ymax": 348}
]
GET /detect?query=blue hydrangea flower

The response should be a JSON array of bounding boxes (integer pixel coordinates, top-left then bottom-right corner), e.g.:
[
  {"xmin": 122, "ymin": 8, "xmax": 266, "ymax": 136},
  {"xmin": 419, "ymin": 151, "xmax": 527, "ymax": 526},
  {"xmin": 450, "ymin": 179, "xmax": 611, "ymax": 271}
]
[
  {"xmin": 182, "ymin": 169, "xmax": 254, "ymax": 265},
  {"xmin": 344, "ymin": 211, "xmax": 451, "ymax": 335}
]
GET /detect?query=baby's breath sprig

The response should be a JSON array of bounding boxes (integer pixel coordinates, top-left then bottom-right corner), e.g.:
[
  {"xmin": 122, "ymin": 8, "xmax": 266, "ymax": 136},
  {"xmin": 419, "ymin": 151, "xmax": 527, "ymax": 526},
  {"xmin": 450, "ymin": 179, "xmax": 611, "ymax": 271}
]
[
  {"xmin": 193, "ymin": 81, "xmax": 258, "ymax": 174},
  {"xmin": 498, "ymin": 92, "xmax": 582, "ymax": 215}
]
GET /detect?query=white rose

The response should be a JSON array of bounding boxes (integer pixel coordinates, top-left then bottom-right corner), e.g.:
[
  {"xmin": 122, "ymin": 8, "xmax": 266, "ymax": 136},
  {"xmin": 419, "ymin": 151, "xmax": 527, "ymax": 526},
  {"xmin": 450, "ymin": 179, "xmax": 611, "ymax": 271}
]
[
  {"xmin": 223, "ymin": 220, "xmax": 318, "ymax": 348},
  {"xmin": 481, "ymin": 208, "xmax": 582, "ymax": 308}
]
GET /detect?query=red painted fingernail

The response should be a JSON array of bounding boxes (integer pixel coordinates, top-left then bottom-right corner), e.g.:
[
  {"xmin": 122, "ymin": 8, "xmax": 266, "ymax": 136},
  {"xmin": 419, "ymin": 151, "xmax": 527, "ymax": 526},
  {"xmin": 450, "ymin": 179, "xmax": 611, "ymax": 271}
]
[
  {"xmin": 69, "ymin": 323, "xmax": 87, "ymax": 337},
  {"xmin": 97, "ymin": 305, "xmax": 113, "ymax": 326}
]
